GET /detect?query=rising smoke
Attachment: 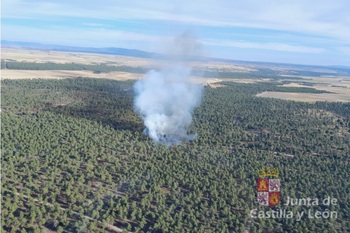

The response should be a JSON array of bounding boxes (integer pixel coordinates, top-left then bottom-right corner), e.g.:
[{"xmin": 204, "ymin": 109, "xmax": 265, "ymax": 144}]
[{"xmin": 133, "ymin": 32, "xmax": 203, "ymax": 146}]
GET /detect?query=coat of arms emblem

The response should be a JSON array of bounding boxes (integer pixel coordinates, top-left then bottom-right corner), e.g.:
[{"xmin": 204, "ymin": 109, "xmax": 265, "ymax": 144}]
[{"xmin": 257, "ymin": 167, "xmax": 280, "ymax": 206}]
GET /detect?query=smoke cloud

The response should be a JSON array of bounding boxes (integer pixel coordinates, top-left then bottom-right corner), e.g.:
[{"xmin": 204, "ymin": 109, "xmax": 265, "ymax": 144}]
[{"xmin": 133, "ymin": 32, "xmax": 203, "ymax": 146}]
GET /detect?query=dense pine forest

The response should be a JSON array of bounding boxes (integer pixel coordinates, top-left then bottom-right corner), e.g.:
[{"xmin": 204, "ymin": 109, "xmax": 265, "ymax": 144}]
[{"xmin": 1, "ymin": 77, "xmax": 350, "ymax": 233}]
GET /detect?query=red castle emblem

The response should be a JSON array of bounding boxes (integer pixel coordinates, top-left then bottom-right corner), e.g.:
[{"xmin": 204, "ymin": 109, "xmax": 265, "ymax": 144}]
[{"xmin": 257, "ymin": 167, "xmax": 280, "ymax": 206}]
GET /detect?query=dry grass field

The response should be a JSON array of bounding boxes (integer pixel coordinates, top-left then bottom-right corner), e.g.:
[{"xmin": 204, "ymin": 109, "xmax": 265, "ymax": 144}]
[
  {"xmin": 1, "ymin": 48, "xmax": 254, "ymax": 72},
  {"xmin": 257, "ymin": 76, "xmax": 350, "ymax": 102},
  {"xmin": 2, "ymin": 48, "xmax": 349, "ymax": 102},
  {"xmin": 1, "ymin": 70, "xmax": 141, "ymax": 80},
  {"xmin": 256, "ymin": 91, "xmax": 350, "ymax": 102},
  {"xmin": 1, "ymin": 48, "xmax": 256, "ymax": 86},
  {"xmin": 1, "ymin": 48, "xmax": 155, "ymax": 67}
]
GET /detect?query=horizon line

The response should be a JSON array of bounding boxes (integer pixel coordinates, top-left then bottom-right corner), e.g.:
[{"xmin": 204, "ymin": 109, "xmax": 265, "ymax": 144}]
[{"xmin": 2, "ymin": 40, "xmax": 350, "ymax": 69}]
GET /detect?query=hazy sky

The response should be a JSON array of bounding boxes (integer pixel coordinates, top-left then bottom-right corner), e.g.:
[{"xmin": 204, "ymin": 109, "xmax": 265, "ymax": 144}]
[{"xmin": 2, "ymin": 0, "xmax": 350, "ymax": 66}]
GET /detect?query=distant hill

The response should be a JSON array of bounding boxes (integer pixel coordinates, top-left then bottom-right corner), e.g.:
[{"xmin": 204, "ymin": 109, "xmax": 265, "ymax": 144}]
[{"xmin": 1, "ymin": 40, "xmax": 160, "ymax": 59}]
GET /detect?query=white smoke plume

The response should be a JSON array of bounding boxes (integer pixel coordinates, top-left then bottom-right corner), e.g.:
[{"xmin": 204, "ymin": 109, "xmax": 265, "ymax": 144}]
[{"xmin": 133, "ymin": 32, "xmax": 203, "ymax": 146}]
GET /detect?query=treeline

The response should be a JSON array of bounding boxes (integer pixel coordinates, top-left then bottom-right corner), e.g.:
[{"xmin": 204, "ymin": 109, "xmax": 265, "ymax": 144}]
[
  {"xmin": 221, "ymin": 81, "xmax": 334, "ymax": 94},
  {"xmin": 1, "ymin": 59, "xmax": 308, "ymax": 80},
  {"xmin": 274, "ymin": 86, "xmax": 332, "ymax": 93},
  {"xmin": 1, "ymin": 60, "xmax": 147, "ymax": 74},
  {"xmin": 195, "ymin": 69, "xmax": 304, "ymax": 80}
]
